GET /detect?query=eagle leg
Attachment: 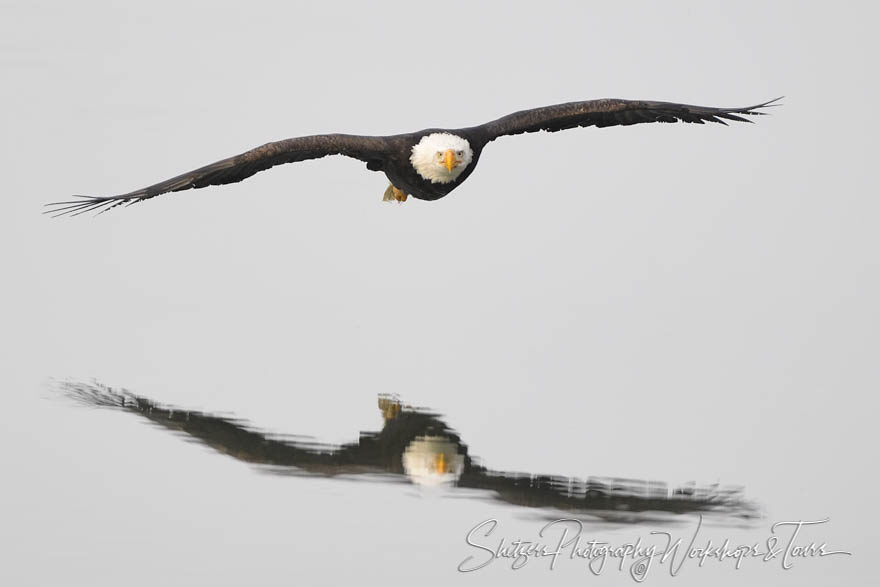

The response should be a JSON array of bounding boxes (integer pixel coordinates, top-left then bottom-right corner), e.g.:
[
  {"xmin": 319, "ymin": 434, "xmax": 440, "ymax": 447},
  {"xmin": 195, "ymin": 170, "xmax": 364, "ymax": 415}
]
[{"xmin": 382, "ymin": 184, "xmax": 408, "ymax": 203}]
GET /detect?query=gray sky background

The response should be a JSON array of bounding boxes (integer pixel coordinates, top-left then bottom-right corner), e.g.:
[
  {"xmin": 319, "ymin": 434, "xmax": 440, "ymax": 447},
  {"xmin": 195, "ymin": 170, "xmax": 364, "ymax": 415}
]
[{"xmin": 1, "ymin": 0, "xmax": 877, "ymax": 585}]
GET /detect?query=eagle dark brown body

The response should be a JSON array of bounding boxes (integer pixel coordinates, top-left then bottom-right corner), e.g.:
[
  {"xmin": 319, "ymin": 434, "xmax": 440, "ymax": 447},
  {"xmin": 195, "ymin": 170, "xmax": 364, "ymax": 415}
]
[{"xmin": 378, "ymin": 129, "xmax": 487, "ymax": 201}]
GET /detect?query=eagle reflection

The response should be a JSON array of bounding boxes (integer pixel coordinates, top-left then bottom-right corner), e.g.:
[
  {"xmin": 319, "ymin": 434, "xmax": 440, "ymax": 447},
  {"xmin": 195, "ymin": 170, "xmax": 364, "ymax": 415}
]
[{"xmin": 61, "ymin": 382, "xmax": 756, "ymax": 523}]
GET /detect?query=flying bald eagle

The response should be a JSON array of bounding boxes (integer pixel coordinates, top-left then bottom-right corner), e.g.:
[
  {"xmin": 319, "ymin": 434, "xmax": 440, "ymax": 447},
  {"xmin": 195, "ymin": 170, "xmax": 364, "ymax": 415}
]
[{"xmin": 47, "ymin": 97, "xmax": 779, "ymax": 216}]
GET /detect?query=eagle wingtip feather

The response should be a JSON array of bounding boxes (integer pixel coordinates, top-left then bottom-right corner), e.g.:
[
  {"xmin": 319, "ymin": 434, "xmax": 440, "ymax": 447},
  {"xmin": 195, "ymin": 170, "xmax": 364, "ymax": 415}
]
[{"xmin": 44, "ymin": 195, "xmax": 121, "ymax": 218}]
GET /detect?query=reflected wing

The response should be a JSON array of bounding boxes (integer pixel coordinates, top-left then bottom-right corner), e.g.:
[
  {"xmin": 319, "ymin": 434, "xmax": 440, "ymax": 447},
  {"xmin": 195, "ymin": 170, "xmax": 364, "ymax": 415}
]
[
  {"xmin": 59, "ymin": 381, "xmax": 378, "ymax": 474},
  {"xmin": 47, "ymin": 133, "xmax": 390, "ymax": 216},
  {"xmin": 480, "ymin": 97, "xmax": 781, "ymax": 141},
  {"xmin": 458, "ymin": 468, "xmax": 756, "ymax": 519}
]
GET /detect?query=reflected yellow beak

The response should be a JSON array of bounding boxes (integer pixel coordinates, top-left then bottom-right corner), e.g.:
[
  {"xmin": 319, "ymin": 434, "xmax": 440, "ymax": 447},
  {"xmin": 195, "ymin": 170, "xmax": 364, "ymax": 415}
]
[
  {"xmin": 435, "ymin": 452, "xmax": 447, "ymax": 474},
  {"xmin": 443, "ymin": 149, "xmax": 457, "ymax": 172}
]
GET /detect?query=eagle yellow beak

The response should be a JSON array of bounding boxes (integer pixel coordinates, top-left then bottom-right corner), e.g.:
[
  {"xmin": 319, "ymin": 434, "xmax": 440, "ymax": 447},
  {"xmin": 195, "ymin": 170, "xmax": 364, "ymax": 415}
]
[{"xmin": 443, "ymin": 149, "xmax": 457, "ymax": 171}]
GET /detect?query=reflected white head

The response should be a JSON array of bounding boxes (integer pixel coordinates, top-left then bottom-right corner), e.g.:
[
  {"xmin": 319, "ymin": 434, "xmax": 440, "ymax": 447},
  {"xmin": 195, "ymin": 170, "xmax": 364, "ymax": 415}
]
[
  {"xmin": 410, "ymin": 133, "xmax": 473, "ymax": 184},
  {"xmin": 401, "ymin": 436, "xmax": 465, "ymax": 487}
]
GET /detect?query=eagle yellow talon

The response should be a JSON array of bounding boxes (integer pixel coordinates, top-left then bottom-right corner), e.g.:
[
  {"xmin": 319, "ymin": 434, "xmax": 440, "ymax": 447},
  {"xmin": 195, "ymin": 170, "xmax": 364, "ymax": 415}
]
[{"xmin": 382, "ymin": 184, "xmax": 408, "ymax": 203}]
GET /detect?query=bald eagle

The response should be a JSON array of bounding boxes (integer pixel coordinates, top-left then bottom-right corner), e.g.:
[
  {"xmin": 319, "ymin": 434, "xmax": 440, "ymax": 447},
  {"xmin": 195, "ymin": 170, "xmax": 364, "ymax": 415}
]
[{"xmin": 47, "ymin": 97, "xmax": 779, "ymax": 216}]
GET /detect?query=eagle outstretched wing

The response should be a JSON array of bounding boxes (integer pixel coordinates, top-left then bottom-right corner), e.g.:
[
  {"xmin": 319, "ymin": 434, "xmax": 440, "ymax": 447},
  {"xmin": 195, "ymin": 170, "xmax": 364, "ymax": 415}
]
[
  {"xmin": 479, "ymin": 97, "xmax": 782, "ymax": 141},
  {"xmin": 46, "ymin": 134, "xmax": 390, "ymax": 216}
]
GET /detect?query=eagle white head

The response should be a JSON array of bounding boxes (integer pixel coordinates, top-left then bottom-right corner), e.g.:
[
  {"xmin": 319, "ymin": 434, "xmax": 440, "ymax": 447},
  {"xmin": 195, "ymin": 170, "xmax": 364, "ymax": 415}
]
[{"xmin": 410, "ymin": 133, "xmax": 473, "ymax": 184}]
